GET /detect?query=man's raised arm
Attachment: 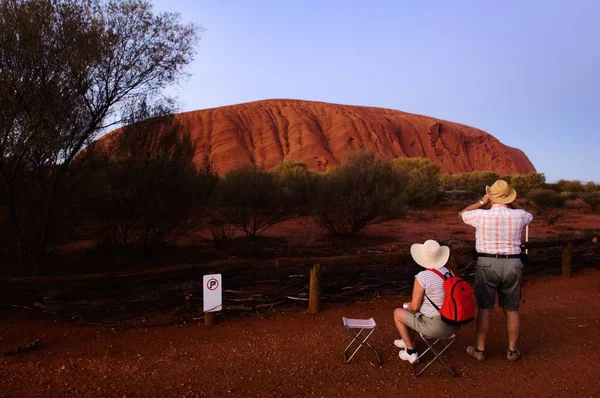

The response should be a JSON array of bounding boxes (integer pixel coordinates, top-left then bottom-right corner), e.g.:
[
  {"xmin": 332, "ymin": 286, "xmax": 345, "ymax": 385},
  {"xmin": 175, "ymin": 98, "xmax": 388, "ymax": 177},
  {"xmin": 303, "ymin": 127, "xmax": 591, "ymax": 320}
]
[{"xmin": 459, "ymin": 194, "xmax": 490, "ymax": 218}]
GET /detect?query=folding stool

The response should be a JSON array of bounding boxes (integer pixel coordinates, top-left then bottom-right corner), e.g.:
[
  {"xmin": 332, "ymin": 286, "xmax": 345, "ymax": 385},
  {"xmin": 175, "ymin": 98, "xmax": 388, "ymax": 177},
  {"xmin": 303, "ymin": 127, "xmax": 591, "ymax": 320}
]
[
  {"xmin": 342, "ymin": 317, "xmax": 382, "ymax": 364},
  {"xmin": 411, "ymin": 333, "xmax": 457, "ymax": 377}
]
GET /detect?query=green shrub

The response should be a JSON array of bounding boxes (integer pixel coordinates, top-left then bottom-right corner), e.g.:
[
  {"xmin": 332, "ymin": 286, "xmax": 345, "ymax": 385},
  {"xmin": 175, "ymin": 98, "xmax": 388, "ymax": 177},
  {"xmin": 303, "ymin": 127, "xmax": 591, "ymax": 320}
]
[
  {"xmin": 272, "ymin": 160, "xmax": 318, "ymax": 214},
  {"xmin": 545, "ymin": 210, "xmax": 563, "ymax": 226},
  {"xmin": 469, "ymin": 171, "xmax": 500, "ymax": 195},
  {"xmin": 546, "ymin": 183, "xmax": 562, "ymax": 192},
  {"xmin": 527, "ymin": 189, "xmax": 566, "ymax": 210},
  {"xmin": 560, "ymin": 191, "xmax": 581, "ymax": 201},
  {"xmin": 582, "ymin": 192, "xmax": 600, "ymax": 212},
  {"xmin": 583, "ymin": 182, "xmax": 600, "ymax": 193},
  {"xmin": 557, "ymin": 179, "xmax": 584, "ymax": 193},
  {"xmin": 439, "ymin": 171, "xmax": 499, "ymax": 197},
  {"xmin": 211, "ymin": 168, "xmax": 289, "ymax": 237},
  {"xmin": 509, "ymin": 173, "xmax": 546, "ymax": 197},
  {"xmin": 439, "ymin": 173, "xmax": 471, "ymax": 192},
  {"xmin": 392, "ymin": 157, "xmax": 440, "ymax": 207},
  {"xmin": 313, "ymin": 151, "xmax": 408, "ymax": 235}
]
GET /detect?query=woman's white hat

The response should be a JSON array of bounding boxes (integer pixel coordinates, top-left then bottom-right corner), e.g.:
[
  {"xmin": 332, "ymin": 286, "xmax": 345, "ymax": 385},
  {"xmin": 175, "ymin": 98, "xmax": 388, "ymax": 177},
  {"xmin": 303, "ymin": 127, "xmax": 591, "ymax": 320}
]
[{"xmin": 410, "ymin": 240, "xmax": 450, "ymax": 269}]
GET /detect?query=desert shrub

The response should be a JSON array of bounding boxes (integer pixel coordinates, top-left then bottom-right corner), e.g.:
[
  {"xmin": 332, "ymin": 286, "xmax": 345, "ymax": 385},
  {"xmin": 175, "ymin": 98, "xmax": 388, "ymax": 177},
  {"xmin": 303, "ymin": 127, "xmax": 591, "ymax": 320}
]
[
  {"xmin": 509, "ymin": 173, "xmax": 546, "ymax": 197},
  {"xmin": 272, "ymin": 160, "xmax": 318, "ymax": 214},
  {"xmin": 557, "ymin": 179, "xmax": 584, "ymax": 193},
  {"xmin": 469, "ymin": 171, "xmax": 500, "ymax": 195},
  {"xmin": 560, "ymin": 191, "xmax": 581, "ymax": 201},
  {"xmin": 392, "ymin": 157, "xmax": 440, "ymax": 207},
  {"xmin": 439, "ymin": 173, "xmax": 467, "ymax": 192},
  {"xmin": 211, "ymin": 168, "xmax": 289, "ymax": 237},
  {"xmin": 313, "ymin": 151, "xmax": 408, "ymax": 235},
  {"xmin": 582, "ymin": 192, "xmax": 600, "ymax": 212},
  {"xmin": 439, "ymin": 171, "xmax": 499, "ymax": 197},
  {"xmin": 83, "ymin": 101, "xmax": 208, "ymax": 249},
  {"xmin": 527, "ymin": 189, "xmax": 566, "ymax": 210},
  {"xmin": 209, "ymin": 220, "xmax": 236, "ymax": 250},
  {"xmin": 546, "ymin": 183, "xmax": 562, "ymax": 192},
  {"xmin": 583, "ymin": 182, "xmax": 600, "ymax": 193},
  {"xmin": 545, "ymin": 210, "xmax": 563, "ymax": 226}
]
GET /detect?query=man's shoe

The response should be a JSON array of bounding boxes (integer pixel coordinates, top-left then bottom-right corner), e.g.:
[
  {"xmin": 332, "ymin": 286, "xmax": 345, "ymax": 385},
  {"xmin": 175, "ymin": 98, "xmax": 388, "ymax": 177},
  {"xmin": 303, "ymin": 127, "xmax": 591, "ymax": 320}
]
[
  {"xmin": 466, "ymin": 345, "xmax": 486, "ymax": 361},
  {"xmin": 399, "ymin": 349, "xmax": 418, "ymax": 364},
  {"xmin": 507, "ymin": 348, "xmax": 521, "ymax": 362},
  {"xmin": 393, "ymin": 339, "xmax": 406, "ymax": 349}
]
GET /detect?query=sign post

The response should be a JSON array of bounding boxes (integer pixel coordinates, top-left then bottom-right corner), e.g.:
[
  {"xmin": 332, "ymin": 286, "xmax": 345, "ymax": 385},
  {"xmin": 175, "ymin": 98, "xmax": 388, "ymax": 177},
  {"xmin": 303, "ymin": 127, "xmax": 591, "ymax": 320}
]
[{"xmin": 203, "ymin": 274, "xmax": 222, "ymax": 326}]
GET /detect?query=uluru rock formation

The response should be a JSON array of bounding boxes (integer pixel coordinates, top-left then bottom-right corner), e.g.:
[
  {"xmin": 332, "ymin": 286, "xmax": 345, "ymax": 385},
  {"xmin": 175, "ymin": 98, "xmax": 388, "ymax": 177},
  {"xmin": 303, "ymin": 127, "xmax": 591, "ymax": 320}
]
[{"xmin": 109, "ymin": 99, "xmax": 536, "ymax": 175}]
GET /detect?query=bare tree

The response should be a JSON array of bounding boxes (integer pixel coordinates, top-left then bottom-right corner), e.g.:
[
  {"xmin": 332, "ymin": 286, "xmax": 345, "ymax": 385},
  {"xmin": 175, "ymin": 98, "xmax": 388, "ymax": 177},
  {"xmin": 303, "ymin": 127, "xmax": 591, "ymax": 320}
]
[{"xmin": 0, "ymin": 0, "xmax": 199, "ymax": 273}]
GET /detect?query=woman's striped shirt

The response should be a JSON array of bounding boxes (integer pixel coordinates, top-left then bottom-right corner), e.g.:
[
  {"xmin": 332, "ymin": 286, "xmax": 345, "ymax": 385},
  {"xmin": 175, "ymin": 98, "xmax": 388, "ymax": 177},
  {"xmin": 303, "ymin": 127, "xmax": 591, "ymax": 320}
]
[{"xmin": 415, "ymin": 267, "xmax": 451, "ymax": 317}]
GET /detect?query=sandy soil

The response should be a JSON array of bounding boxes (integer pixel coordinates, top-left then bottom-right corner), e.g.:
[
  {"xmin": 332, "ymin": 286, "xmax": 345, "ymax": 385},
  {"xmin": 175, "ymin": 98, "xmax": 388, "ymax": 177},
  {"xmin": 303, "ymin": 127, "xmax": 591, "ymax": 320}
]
[
  {"xmin": 264, "ymin": 203, "xmax": 600, "ymax": 244},
  {"xmin": 1, "ymin": 268, "xmax": 599, "ymax": 397},
  {"xmin": 50, "ymin": 201, "xmax": 599, "ymax": 278}
]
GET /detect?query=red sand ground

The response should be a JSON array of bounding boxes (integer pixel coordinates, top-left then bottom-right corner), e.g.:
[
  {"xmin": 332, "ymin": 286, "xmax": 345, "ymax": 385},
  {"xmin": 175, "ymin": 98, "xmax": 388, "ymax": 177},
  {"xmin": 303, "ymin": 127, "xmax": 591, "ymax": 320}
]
[
  {"xmin": 199, "ymin": 202, "xmax": 600, "ymax": 252},
  {"xmin": 100, "ymin": 99, "xmax": 536, "ymax": 175},
  {"xmin": 56, "ymin": 201, "xmax": 600, "ymax": 276},
  {"xmin": 1, "ymin": 269, "xmax": 599, "ymax": 397}
]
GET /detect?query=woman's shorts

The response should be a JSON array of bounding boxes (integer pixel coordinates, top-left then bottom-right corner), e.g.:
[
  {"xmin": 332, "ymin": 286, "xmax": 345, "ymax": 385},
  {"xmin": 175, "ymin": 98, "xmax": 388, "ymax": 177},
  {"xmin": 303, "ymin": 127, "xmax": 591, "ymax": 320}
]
[{"xmin": 403, "ymin": 312, "xmax": 458, "ymax": 338}]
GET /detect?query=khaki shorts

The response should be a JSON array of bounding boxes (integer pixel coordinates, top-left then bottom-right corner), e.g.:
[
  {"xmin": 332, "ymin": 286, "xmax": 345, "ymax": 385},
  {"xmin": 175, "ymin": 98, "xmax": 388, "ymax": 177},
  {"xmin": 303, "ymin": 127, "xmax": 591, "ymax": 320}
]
[
  {"xmin": 403, "ymin": 312, "xmax": 458, "ymax": 338},
  {"xmin": 475, "ymin": 257, "xmax": 523, "ymax": 311}
]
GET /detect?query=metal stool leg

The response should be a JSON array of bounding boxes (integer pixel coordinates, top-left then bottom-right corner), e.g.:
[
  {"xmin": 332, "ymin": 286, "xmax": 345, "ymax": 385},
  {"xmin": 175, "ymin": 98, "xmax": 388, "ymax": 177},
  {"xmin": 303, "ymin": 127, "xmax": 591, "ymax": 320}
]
[
  {"xmin": 343, "ymin": 327, "xmax": 382, "ymax": 364},
  {"xmin": 427, "ymin": 340, "xmax": 456, "ymax": 377},
  {"xmin": 411, "ymin": 334, "xmax": 457, "ymax": 377}
]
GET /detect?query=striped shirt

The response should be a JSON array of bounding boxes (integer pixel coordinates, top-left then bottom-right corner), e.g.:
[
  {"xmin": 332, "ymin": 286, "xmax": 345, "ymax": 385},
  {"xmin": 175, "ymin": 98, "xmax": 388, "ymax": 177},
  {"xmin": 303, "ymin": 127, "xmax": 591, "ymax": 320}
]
[
  {"xmin": 415, "ymin": 267, "xmax": 451, "ymax": 317},
  {"xmin": 462, "ymin": 204, "xmax": 533, "ymax": 255}
]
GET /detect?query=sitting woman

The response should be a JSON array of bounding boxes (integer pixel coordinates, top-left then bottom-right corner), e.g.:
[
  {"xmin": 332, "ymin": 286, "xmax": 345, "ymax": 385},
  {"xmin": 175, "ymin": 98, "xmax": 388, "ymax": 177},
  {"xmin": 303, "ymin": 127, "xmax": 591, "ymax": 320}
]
[{"xmin": 393, "ymin": 239, "xmax": 459, "ymax": 363}]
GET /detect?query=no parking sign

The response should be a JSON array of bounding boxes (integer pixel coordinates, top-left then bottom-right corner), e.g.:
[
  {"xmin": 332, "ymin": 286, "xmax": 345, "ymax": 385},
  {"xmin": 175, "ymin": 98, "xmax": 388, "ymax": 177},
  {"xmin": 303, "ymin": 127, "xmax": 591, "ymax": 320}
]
[{"xmin": 203, "ymin": 274, "xmax": 222, "ymax": 312}]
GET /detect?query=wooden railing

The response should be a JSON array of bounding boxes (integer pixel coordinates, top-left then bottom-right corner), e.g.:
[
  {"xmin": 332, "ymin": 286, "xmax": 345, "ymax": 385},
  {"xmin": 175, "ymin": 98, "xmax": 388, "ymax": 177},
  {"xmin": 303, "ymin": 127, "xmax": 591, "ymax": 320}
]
[
  {"xmin": 275, "ymin": 235, "xmax": 599, "ymax": 313},
  {"xmin": 0, "ymin": 258, "xmax": 271, "ymax": 290},
  {"xmin": 1, "ymin": 235, "xmax": 597, "ymax": 316}
]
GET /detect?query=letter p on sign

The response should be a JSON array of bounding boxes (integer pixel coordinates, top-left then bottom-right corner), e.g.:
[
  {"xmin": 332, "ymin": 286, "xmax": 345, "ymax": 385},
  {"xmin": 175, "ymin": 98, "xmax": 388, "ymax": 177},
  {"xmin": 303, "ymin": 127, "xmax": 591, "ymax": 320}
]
[{"xmin": 203, "ymin": 274, "xmax": 222, "ymax": 313}]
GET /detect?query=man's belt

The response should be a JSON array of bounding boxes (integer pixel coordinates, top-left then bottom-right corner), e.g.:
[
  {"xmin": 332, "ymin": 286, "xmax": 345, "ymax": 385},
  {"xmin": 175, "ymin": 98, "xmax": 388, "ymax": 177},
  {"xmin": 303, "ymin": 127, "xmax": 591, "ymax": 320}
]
[{"xmin": 477, "ymin": 253, "xmax": 521, "ymax": 259}]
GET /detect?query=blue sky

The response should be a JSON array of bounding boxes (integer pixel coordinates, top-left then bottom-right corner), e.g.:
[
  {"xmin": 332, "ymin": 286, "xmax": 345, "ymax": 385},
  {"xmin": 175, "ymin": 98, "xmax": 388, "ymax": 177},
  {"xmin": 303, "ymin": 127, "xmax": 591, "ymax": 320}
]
[{"xmin": 153, "ymin": 0, "xmax": 599, "ymax": 182}]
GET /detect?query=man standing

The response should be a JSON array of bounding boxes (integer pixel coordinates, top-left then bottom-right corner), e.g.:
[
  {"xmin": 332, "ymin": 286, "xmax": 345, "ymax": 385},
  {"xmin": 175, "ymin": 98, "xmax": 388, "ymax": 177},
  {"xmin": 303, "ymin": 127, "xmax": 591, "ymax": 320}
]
[{"xmin": 459, "ymin": 179, "xmax": 533, "ymax": 362}]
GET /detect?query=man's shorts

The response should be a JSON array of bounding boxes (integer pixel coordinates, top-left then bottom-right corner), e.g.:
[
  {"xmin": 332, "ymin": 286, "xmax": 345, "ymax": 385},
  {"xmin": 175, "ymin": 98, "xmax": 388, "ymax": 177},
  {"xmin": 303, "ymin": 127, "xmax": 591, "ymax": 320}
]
[
  {"xmin": 475, "ymin": 257, "xmax": 523, "ymax": 311},
  {"xmin": 403, "ymin": 312, "xmax": 458, "ymax": 338}
]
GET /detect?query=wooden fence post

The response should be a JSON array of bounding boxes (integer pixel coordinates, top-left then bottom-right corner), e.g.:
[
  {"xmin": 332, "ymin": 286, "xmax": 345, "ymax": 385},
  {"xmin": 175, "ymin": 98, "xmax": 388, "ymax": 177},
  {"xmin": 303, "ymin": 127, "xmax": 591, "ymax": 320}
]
[
  {"xmin": 309, "ymin": 263, "xmax": 322, "ymax": 313},
  {"xmin": 561, "ymin": 242, "xmax": 572, "ymax": 279}
]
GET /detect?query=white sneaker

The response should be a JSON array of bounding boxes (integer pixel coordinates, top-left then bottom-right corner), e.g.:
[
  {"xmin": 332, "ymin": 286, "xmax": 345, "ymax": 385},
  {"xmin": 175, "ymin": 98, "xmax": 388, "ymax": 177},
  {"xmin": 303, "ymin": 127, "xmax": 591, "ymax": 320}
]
[
  {"xmin": 399, "ymin": 349, "xmax": 418, "ymax": 364},
  {"xmin": 393, "ymin": 339, "xmax": 406, "ymax": 349}
]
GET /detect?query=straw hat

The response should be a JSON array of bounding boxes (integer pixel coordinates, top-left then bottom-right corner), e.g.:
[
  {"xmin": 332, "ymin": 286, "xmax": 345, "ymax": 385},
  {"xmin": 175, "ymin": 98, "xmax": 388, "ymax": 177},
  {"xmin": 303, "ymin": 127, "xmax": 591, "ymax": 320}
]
[
  {"xmin": 410, "ymin": 240, "xmax": 450, "ymax": 269},
  {"xmin": 485, "ymin": 180, "xmax": 517, "ymax": 204}
]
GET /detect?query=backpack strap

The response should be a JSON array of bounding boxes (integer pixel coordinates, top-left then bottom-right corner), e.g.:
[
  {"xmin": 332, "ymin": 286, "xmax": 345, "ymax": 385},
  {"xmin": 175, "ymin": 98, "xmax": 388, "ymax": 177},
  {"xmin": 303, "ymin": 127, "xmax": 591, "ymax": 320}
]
[
  {"xmin": 423, "ymin": 293, "xmax": 440, "ymax": 312},
  {"xmin": 427, "ymin": 268, "xmax": 454, "ymax": 280},
  {"xmin": 423, "ymin": 268, "xmax": 454, "ymax": 312}
]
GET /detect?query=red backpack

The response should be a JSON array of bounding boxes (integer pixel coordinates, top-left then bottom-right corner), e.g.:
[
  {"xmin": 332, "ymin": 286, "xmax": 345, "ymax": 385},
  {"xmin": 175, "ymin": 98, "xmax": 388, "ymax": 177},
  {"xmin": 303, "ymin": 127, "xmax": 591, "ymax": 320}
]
[{"xmin": 424, "ymin": 269, "xmax": 475, "ymax": 326}]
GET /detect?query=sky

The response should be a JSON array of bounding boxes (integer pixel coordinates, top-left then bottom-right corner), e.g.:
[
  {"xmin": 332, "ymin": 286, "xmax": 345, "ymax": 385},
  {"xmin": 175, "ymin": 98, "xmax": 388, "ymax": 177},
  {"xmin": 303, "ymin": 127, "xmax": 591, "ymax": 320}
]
[{"xmin": 152, "ymin": 0, "xmax": 599, "ymax": 183}]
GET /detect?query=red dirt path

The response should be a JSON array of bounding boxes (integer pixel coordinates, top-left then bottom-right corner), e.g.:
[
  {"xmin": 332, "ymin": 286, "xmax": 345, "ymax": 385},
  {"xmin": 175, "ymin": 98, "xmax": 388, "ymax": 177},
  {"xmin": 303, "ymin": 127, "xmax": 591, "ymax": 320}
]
[{"xmin": 1, "ymin": 269, "xmax": 599, "ymax": 397}]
